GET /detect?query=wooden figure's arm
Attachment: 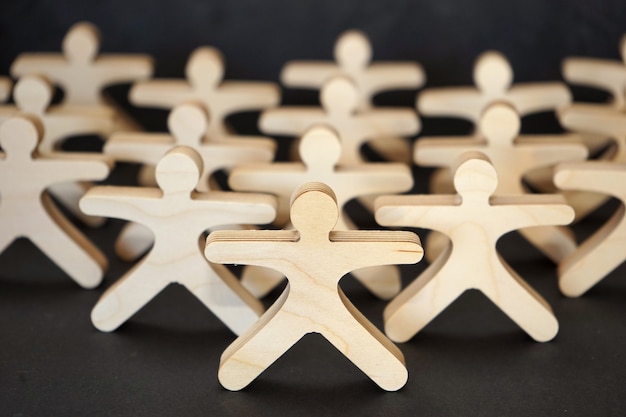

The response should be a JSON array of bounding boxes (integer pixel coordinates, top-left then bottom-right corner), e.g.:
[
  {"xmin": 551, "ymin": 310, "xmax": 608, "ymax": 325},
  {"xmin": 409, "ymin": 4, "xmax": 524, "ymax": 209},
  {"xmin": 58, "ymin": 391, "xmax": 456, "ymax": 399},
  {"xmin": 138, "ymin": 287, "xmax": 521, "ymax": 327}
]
[
  {"xmin": 508, "ymin": 83, "xmax": 571, "ymax": 115},
  {"xmin": 47, "ymin": 153, "xmax": 113, "ymax": 182},
  {"xmin": 365, "ymin": 109, "xmax": 420, "ymax": 136},
  {"xmin": 193, "ymin": 192, "xmax": 277, "ymax": 226},
  {"xmin": 129, "ymin": 80, "xmax": 193, "ymax": 108},
  {"xmin": 417, "ymin": 87, "xmax": 481, "ymax": 120},
  {"xmin": 259, "ymin": 108, "xmax": 325, "ymax": 135},
  {"xmin": 375, "ymin": 194, "xmax": 460, "ymax": 232},
  {"xmin": 229, "ymin": 166, "xmax": 302, "ymax": 195},
  {"xmin": 559, "ymin": 105, "xmax": 626, "ymax": 138},
  {"xmin": 491, "ymin": 195, "xmax": 576, "ymax": 231},
  {"xmin": 96, "ymin": 55, "xmax": 154, "ymax": 85},
  {"xmin": 414, "ymin": 138, "xmax": 484, "ymax": 167},
  {"xmin": 104, "ymin": 133, "xmax": 172, "ymax": 164},
  {"xmin": 337, "ymin": 165, "xmax": 414, "ymax": 198},
  {"xmin": 205, "ymin": 231, "xmax": 298, "ymax": 269},
  {"xmin": 50, "ymin": 110, "xmax": 114, "ymax": 137},
  {"xmin": 280, "ymin": 62, "xmax": 339, "ymax": 88},
  {"xmin": 10, "ymin": 55, "xmax": 65, "ymax": 78},
  {"xmin": 366, "ymin": 63, "xmax": 426, "ymax": 92},
  {"xmin": 332, "ymin": 230, "xmax": 423, "ymax": 269},
  {"xmin": 218, "ymin": 82, "xmax": 280, "ymax": 113},
  {"xmin": 515, "ymin": 136, "xmax": 588, "ymax": 166},
  {"xmin": 563, "ymin": 58, "xmax": 626, "ymax": 102},
  {"xmin": 79, "ymin": 186, "xmax": 160, "ymax": 222},
  {"xmin": 555, "ymin": 161, "xmax": 624, "ymax": 197}
]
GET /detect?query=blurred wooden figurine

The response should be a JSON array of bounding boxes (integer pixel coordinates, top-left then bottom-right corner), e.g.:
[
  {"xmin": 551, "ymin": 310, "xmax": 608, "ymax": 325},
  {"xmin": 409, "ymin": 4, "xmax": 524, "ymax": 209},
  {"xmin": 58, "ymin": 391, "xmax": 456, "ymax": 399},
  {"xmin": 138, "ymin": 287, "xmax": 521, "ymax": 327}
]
[
  {"xmin": 0, "ymin": 115, "xmax": 112, "ymax": 288},
  {"xmin": 130, "ymin": 46, "xmax": 279, "ymax": 139},
  {"xmin": 205, "ymin": 182, "xmax": 423, "ymax": 391},
  {"xmin": 260, "ymin": 76, "xmax": 419, "ymax": 164},
  {"xmin": 80, "ymin": 146, "xmax": 276, "ymax": 333},
  {"xmin": 229, "ymin": 125, "xmax": 414, "ymax": 299},
  {"xmin": 0, "ymin": 77, "xmax": 12, "ymax": 102},
  {"xmin": 105, "ymin": 102, "xmax": 275, "ymax": 261},
  {"xmin": 376, "ymin": 152, "xmax": 575, "ymax": 343},
  {"xmin": 0, "ymin": 75, "xmax": 114, "ymax": 227},
  {"xmin": 10, "ymin": 22, "xmax": 153, "ymax": 131},
  {"xmin": 415, "ymin": 103, "xmax": 586, "ymax": 264},
  {"xmin": 555, "ymin": 161, "xmax": 626, "ymax": 297}
]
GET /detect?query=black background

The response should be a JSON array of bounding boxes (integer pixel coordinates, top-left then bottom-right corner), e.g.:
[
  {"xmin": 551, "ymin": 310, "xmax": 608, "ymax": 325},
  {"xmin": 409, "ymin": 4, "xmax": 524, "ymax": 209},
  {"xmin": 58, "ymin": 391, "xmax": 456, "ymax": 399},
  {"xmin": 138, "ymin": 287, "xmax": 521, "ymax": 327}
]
[{"xmin": 1, "ymin": 1, "xmax": 626, "ymax": 416}]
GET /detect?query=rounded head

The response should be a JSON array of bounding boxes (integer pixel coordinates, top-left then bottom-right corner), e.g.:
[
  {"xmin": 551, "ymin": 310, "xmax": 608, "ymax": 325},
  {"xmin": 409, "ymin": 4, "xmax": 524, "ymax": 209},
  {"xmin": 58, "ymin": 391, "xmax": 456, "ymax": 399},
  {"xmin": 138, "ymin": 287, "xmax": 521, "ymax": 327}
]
[
  {"xmin": 290, "ymin": 182, "xmax": 338, "ymax": 236},
  {"xmin": 479, "ymin": 103, "xmax": 520, "ymax": 145},
  {"xmin": 453, "ymin": 152, "xmax": 498, "ymax": 200},
  {"xmin": 299, "ymin": 125, "xmax": 342, "ymax": 167},
  {"xmin": 14, "ymin": 75, "xmax": 53, "ymax": 114},
  {"xmin": 167, "ymin": 103, "xmax": 208, "ymax": 146},
  {"xmin": 62, "ymin": 22, "xmax": 100, "ymax": 62},
  {"xmin": 186, "ymin": 46, "xmax": 225, "ymax": 88},
  {"xmin": 321, "ymin": 76, "xmax": 359, "ymax": 114},
  {"xmin": 334, "ymin": 30, "xmax": 372, "ymax": 70},
  {"xmin": 473, "ymin": 51, "xmax": 513, "ymax": 94},
  {"xmin": 0, "ymin": 115, "xmax": 43, "ymax": 155},
  {"xmin": 155, "ymin": 146, "xmax": 204, "ymax": 194}
]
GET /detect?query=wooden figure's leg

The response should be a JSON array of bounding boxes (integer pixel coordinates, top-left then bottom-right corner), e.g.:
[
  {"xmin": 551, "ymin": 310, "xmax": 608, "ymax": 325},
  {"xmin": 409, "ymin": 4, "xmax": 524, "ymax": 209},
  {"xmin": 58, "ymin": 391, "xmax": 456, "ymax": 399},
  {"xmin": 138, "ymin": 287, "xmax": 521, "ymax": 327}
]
[
  {"xmin": 329, "ymin": 288, "xmax": 408, "ymax": 391},
  {"xmin": 240, "ymin": 265, "xmax": 285, "ymax": 298},
  {"xmin": 424, "ymin": 230, "xmax": 450, "ymax": 264},
  {"xmin": 484, "ymin": 257, "xmax": 559, "ymax": 342},
  {"xmin": 559, "ymin": 204, "xmax": 626, "ymax": 297},
  {"xmin": 91, "ymin": 261, "xmax": 170, "ymax": 331},
  {"xmin": 384, "ymin": 244, "xmax": 463, "ymax": 343},
  {"xmin": 562, "ymin": 190, "xmax": 610, "ymax": 222},
  {"xmin": 115, "ymin": 222, "xmax": 154, "ymax": 261},
  {"xmin": 517, "ymin": 225, "xmax": 576, "ymax": 264},
  {"xmin": 351, "ymin": 265, "xmax": 401, "ymax": 300},
  {"xmin": 181, "ymin": 259, "xmax": 264, "ymax": 336},
  {"xmin": 49, "ymin": 181, "xmax": 106, "ymax": 227},
  {"xmin": 36, "ymin": 195, "xmax": 106, "ymax": 288},
  {"xmin": 137, "ymin": 165, "xmax": 157, "ymax": 187},
  {"xmin": 218, "ymin": 287, "xmax": 305, "ymax": 391}
]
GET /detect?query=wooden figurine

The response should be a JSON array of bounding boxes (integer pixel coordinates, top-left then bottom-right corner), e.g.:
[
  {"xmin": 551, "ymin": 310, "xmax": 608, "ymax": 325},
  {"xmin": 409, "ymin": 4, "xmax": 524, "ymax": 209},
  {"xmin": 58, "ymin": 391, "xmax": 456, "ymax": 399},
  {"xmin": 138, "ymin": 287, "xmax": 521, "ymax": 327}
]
[
  {"xmin": 129, "ymin": 46, "xmax": 279, "ymax": 139},
  {"xmin": 10, "ymin": 21, "xmax": 153, "ymax": 131},
  {"xmin": 0, "ymin": 77, "xmax": 12, "ymax": 102},
  {"xmin": 0, "ymin": 115, "xmax": 112, "ymax": 288},
  {"xmin": 415, "ymin": 103, "xmax": 586, "ymax": 264},
  {"xmin": 0, "ymin": 75, "xmax": 114, "ymax": 227},
  {"xmin": 418, "ymin": 50, "xmax": 571, "ymax": 123},
  {"xmin": 376, "ymin": 152, "xmax": 575, "ymax": 343},
  {"xmin": 205, "ymin": 182, "xmax": 423, "ymax": 391},
  {"xmin": 260, "ymin": 76, "xmax": 419, "ymax": 164},
  {"xmin": 554, "ymin": 162, "xmax": 626, "ymax": 297},
  {"xmin": 562, "ymin": 34, "xmax": 626, "ymax": 109},
  {"xmin": 104, "ymin": 102, "xmax": 275, "ymax": 261},
  {"xmin": 281, "ymin": 29, "xmax": 425, "ymax": 112},
  {"xmin": 229, "ymin": 125, "xmax": 414, "ymax": 299},
  {"xmin": 79, "ymin": 146, "xmax": 276, "ymax": 333}
]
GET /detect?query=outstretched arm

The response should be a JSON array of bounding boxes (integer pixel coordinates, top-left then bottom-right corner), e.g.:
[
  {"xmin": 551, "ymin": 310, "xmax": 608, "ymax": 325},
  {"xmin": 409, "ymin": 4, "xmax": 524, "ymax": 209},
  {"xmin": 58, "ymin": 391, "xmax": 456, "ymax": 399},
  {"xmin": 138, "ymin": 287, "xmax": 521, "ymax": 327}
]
[
  {"xmin": 366, "ymin": 63, "xmax": 425, "ymax": 93},
  {"xmin": 79, "ymin": 186, "xmax": 160, "ymax": 223},
  {"xmin": 559, "ymin": 105, "xmax": 626, "ymax": 138},
  {"xmin": 364, "ymin": 110, "xmax": 420, "ymax": 137},
  {"xmin": 129, "ymin": 80, "xmax": 193, "ymax": 108},
  {"xmin": 414, "ymin": 138, "xmax": 484, "ymax": 167},
  {"xmin": 10, "ymin": 54, "xmax": 65, "ymax": 78},
  {"xmin": 555, "ymin": 161, "xmax": 625, "ymax": 198},
  {"xmin": 417, "ymin": 87, "xmax": 482, "ymax": 121},
  {"xmin": 508, "ymin": 83, "xmax": 571, "ymax": 115},
  {"xmin": 259, "ymin": 108, "xmax": 325, "ymax": 136},
  {"xmin": 192, "ymin": 191, "xmax": 277, "ymax": 226},
  {"xmin": 46, "ymin": 154, "xmax": 112, "ymax": 183},
  {"xmin": 104, "ymin": 133, "xmax": 172, "ymax": 164},
  {"xmin": 563, "ymin": 58, "xmax": 626, "ymax": 105},
  {"xmin": 280, "ymin": 62, "xmax": 339, "ymax": 88},
  {"xmin": 218, "ymin": 82, "xmax": 280, "ymax": 114},
  {"xmin": 375, "ymin": 195, "xmax": 460, "ymax": 233},
  {"xmin": 491, "ymin": 195, "xmax": 576, "ymax": 231},
  {"xmin": 96, "ymin": 55, "xmax": 153, "ymax": 85}
]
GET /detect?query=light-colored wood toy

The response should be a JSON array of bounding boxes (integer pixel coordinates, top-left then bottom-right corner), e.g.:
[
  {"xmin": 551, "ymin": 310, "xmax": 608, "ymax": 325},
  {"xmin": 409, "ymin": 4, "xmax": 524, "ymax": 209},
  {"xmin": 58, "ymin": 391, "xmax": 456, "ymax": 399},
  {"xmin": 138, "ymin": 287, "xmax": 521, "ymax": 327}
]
[
  {"xmin": 129, "ymin": 46, "xmax": 279, "ymax": 139},
  {"xmin": 205, "ymin": 181, "xmax": 423, "ymax": 391},
  {"xmin": 0, "ymin": 115, "xmax": 112, "ymax": 288},
  {"xmin": 555, "ymin": 162, "xmax": 626, "ymax": 297},
  {"xmin": 79, "ymin": 146, "xmax": 276, "ymax": 333},
  {"xmin": 376, "ymin": 152, "xmax": 575, "ymax": 343},
  {"xmin": 418, "ymin": 50, "xmax": 571, "ymax": 123},
  {"xmin": 229, "ymin": 125, "xmax": 414, "ymax": 299},
  {"xmin": 557, "ymin": 105, "xmax": 626, "ymax": 221},
  {"xmin": 0, "ymin": 75, "xmax": 114, "ymax": 227},
  {"xmin": 281, "ymin": 29, "xmax": 425, "ymax": 112},
  {"xmin": 562, "ymin": 35, "xmax": 626, "ymax": 109},
  {"xmin": 10, "ymin": 21, "xmax": 153, "ymax": 131},
  {"xmin": 260, "ymin": 76, "xmax": 419, "ymax": 164},
  {"xmin": 0, "ymin": 77, "xmax": 12, "ymax": 102},
  {"xmin": 415, "ymin": 103, "xmax": 586, "ymax": 264},
  {"xmin": 104, "ymin": 102, "xmax": 275, "ymax": 261}
]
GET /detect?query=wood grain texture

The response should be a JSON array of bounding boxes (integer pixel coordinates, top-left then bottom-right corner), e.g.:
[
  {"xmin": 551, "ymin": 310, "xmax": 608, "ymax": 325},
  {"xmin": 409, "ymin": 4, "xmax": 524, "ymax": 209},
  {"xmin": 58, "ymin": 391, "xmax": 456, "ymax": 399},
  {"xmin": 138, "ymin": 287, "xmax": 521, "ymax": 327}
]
[
  {"xmin": 376, "ymin": 152, "xmax": 575, "ymax": 343},
  {"xmin": 205, "ymin": 181, "xmax": 423, "ymax": 391},
  {"xmin": 79, "ymin": 146, "xmax": 277, "ymax": 333},
  {"xmin": 0, "ymin": 115, "xmax": 112, "ymax": 288}
]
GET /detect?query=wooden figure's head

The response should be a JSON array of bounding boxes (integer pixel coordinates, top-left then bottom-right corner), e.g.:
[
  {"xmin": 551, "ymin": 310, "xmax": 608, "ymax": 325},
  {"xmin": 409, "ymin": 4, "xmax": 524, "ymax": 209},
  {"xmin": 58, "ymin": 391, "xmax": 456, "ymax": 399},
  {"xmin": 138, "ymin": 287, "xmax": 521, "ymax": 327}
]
[
  {"xmin": 479, "ymin": 102, "xmax": 520, "ymax": 146},
  {"xmin": 290, "ymin": 182, "xmax": 338, "ymax": 241},
  {"xmin": 334, "ymin": 30, "xmax": 372, "ymax": 70},
  {"xmin": 155, "ymin": 146, "xmax": 204, "ymax": 195},
  {"xmin": 321, "ymin": 76, "xmax": 359, "ymax": 115},
  {"xmin": 299, "ymin": 125, "xmax": 342, "ymax": 169},
  {"xmin": 473, "ymin": 51, "xmax": 513, "ymax": 95},
  {"xmin": 0, "ymin": 115, "xmax": 43, "ymax": 158},
  {"xmin": 186, "ymin": 47, "xmax": 225, "ymax": 89},
  {"xmin": 13, "ymin": 75, "xmax": 54, "ymax": 115},
  {"xmin": 452, "ymin": 152, "xmax": 498, "ymax": 204},
  {"xmin": 167, "ymin": 102, "xmax": 208, "ymax": 147},
  {"xmin": 62, "ymin": 22, "xmax": 100, "ymax": 64}
]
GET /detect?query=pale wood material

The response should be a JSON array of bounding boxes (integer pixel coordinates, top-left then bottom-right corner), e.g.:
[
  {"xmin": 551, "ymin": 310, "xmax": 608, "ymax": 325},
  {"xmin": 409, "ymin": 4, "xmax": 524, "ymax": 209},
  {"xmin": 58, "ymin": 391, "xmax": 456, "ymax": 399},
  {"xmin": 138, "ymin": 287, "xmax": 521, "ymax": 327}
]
[
  {"xmin": 376, "ymin": 152, "xmax": 575, "ymax": 343},
  {"xmin": 129, "ymin": 46, "xmax": 279, "ymax": 139},
  {"xmin": 562, "ymin": 35, "xmax": 626, "ymax": 109},
  {"xmin": 281, "ymin": 29, "xmax": 425, "ymax": 112},
  {"xmin": 260, "ymin": 76, "xmax": 419, "ymax": 164},
  {"xmin": 415, "ymin": 103, "xmax": 586, "ymax": 264},
  {"xmin": 0, "ymin": 77, "xmax": 12, "ymax": 102},
  {"xmin": 554, "ymin": 161, "xmax": 626, "ymax": 297},
  {"xmin": 230, "ymin": 125, "xmax": 414, "ymax": 299},
  {"xmin": 105, "ymin": 102, "xmax": 275, "ymax": 261},
  {"xmin": 418, "ymin": 50, "xmax": 571, "ymax": 123},
  {"xmin": 10, "ymin": 22, "xmax": 153, "ymax": 132},
  {"xmin": 0, "ymin": 115, "xmax": 112, "ymax": 288},
  {"xmin": 0, "ymin": 75, "xmax": 114, "ymax": 227},
  {"xmin": 79, "ymin": 146, "xmax": 276, "ymax": 333},
  {"xmin": 205, "ymin": 182, "xmax": 423, "ymax": 391}
]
